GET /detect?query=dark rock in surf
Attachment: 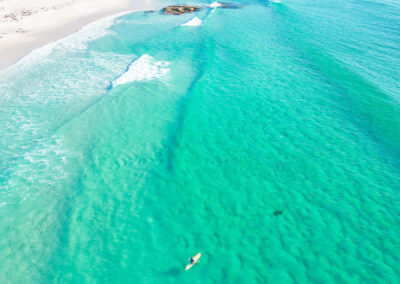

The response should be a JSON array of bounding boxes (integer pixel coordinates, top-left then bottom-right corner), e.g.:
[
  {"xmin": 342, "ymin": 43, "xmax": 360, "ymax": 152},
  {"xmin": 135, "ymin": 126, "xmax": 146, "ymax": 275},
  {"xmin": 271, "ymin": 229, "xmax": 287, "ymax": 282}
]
[
  {"xmin": 162, "ymin": 5, "xmax": 202, "ymax": 15},
  {"xmin": 218, "ymin": 2, "xmax": 243, "ymax": 9}
]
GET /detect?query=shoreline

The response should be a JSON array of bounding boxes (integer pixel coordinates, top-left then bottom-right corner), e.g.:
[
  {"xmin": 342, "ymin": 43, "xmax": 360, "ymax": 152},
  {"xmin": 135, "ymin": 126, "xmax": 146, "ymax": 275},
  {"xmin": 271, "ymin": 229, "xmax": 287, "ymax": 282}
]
[{"xmin": 0, "ymin": 0, "xmax": 152, "ymax": 70}]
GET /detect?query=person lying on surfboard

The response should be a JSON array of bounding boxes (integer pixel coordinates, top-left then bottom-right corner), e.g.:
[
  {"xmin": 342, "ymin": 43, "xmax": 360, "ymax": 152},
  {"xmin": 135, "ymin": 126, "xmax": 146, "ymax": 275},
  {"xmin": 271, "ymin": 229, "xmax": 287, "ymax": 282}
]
[{"xmin": 185, "ymin": 253, "xmax": 201, "ymax": 270}]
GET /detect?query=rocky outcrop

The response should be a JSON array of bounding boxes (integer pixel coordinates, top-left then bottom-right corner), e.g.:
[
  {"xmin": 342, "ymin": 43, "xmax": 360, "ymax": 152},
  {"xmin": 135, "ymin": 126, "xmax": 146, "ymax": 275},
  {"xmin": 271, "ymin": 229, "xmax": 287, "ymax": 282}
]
[{"xmin": 162, "ymin": 5, "xmax": 202, "ymax": 15}]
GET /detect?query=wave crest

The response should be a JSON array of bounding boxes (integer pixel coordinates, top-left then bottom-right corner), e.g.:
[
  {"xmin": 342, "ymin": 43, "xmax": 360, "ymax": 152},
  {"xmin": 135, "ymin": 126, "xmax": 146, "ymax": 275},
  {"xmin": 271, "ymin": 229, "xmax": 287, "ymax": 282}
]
[
  {"xmin": 181, "ymin": 17, "xmax": 203, "ymax": 27},
  {"xmin": 111, "ymin": 55, "xmax": 169, "ymax": 87},
  {"xmin": 209, "ymin": 2, "xmax": 223, "ymax": 8}
]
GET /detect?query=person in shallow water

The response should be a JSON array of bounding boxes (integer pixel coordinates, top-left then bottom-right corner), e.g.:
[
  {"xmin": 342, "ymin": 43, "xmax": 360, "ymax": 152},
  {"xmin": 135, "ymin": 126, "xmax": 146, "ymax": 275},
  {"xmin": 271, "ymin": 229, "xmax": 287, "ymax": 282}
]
[{"xmin": 190, "ymin": 257, "xmax": 195, "ymax": 264}]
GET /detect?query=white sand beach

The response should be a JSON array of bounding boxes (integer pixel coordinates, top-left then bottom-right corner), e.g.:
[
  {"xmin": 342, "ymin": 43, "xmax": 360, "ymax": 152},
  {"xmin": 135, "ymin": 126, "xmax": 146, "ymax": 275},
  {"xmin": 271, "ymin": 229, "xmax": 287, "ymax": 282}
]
[{"xmin": 0, "ymin": 0, "xmax": 151, "ymax": 70}]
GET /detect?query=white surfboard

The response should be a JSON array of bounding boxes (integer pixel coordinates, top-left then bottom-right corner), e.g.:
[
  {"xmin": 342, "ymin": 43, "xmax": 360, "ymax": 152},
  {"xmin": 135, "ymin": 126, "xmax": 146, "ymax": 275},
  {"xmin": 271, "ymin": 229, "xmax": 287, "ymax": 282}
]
[{"xmin": 185, "ymin": 252, "xmax": 201, "ymax": 270}]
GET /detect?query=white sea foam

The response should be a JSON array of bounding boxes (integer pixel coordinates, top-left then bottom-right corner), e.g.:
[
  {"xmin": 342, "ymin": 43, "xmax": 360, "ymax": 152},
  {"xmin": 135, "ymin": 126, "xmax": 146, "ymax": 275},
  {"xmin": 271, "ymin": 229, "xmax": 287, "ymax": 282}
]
[
  {"xmin": 54, "ymin": 10, "xmax": 137, "ymax": 50},
  {"xmin": 57, "ymin": 9, "xmax": 136, "ymax": 50},
  {"xmin": 2, "ymin": 15, "xmax": 113, "ymax": 74},
  {"xmin": 1, "ymin": 10, "xmax": 136, "ymax": 75},
  {"xmin": 209, "ymin": 2, "xmax": 223, "ymax": 8},
  {"xmin": 111, "ymin": 54, "xmax": 170, "ymax": 87},
  {"xmin": 54, "ymin": 15, "xmax": 117, "ymax": 51},
  {"xmin": 181, "ymin": 17, "xmax": 203, "ymax": 27}
]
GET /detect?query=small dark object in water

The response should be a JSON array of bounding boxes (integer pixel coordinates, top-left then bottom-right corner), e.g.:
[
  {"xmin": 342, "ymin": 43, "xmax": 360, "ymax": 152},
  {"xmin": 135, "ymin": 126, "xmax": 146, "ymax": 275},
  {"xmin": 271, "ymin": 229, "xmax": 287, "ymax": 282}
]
[
  {"xmin": 273, "ymin": 210, "xmax": 283, "ymax": 216},
  {"xmin": 219, "ymin": 2, "xmax": 243, "ymax": 9}
]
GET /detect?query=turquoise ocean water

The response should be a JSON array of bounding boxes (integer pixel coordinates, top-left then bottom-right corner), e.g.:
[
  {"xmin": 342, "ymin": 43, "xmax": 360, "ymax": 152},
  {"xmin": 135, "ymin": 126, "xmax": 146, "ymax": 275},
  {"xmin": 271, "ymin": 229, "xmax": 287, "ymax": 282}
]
[{"xmin": 1, "ymin": 0, "xmax": 400, "ymax": 282}]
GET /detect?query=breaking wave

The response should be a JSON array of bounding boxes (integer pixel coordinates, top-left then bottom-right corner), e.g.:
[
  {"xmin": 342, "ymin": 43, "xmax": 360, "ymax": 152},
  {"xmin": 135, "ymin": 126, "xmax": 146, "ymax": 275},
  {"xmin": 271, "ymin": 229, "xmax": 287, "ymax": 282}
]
[
  {"xmin": 181, "ymin": 17, "xmax": 203, "ymax": 27},
  {"xmin": 111, "ymin": 54, "xmax": 170, "ymax": 87}
]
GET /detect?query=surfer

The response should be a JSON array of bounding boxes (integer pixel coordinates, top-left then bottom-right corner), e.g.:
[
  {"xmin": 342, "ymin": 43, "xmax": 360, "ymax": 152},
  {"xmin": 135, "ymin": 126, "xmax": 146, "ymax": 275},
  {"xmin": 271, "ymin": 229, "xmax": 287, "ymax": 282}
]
[{"xmin": 185, "ymin": 252, "xmax": 201, "ymax": 270}]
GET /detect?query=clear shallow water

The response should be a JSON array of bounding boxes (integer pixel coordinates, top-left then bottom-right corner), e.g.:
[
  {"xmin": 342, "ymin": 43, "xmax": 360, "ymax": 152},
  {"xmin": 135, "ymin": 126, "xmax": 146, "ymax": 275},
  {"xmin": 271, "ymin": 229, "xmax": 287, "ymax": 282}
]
[{"xmin": 1, "ymin": 0, "xmax": 400, "ymax": 282}]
